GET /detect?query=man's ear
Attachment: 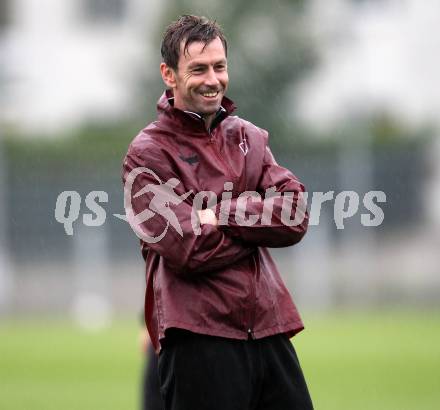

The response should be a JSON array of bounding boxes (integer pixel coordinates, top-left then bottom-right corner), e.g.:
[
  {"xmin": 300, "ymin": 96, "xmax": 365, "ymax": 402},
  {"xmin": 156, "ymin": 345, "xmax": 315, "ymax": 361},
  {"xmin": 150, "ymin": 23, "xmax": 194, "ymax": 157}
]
[{"xmin": 160, "ymin": 63, "xmax": 177, "ymax": 88}]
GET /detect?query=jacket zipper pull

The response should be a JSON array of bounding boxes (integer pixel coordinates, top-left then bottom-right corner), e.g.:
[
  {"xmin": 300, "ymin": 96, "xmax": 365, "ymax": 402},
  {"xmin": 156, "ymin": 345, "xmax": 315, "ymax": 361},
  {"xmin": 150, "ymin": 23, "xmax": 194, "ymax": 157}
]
[
  {"xmin": 247, "ymin": 328, "xmax": 255, "ymax": 340},
  {"xmin": 207, "ymin": 127, "xmax": 214, "ymax": 143}
]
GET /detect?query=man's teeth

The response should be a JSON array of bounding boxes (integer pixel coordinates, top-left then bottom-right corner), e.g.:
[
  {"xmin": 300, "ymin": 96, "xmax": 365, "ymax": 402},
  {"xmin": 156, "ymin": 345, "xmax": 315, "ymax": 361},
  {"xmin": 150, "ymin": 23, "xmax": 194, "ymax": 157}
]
[{"xmin": 202, "ymin": 92, "xmax": 218, "ymax": 97}]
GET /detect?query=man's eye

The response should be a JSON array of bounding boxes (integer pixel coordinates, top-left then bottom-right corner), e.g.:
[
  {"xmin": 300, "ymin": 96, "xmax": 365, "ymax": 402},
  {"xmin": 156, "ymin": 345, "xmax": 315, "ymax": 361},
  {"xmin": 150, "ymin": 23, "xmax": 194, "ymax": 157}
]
[
  {"xmin": 192, "ymin": 67, "xmax": 204, "ymax": 73},
  {"xmin": 215, "ymin": 65, "xmax": 226, "ymax": 71}
]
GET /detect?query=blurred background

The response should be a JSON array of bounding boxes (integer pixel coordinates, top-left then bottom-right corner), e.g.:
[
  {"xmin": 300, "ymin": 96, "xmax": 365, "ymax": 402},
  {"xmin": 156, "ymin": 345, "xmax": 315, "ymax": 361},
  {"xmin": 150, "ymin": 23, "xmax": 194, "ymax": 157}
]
[{"xmin": 0, "ymin": 0, "xmax": 439, "ymax": 409}]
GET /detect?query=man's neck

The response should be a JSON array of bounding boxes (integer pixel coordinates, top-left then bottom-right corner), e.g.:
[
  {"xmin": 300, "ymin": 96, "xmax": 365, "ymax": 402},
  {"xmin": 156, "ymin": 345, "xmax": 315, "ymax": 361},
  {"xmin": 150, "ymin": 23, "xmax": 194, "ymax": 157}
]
[
  {"xmin": 170, "ymin": 94, "xmax": 218, "ymax": 130},
  {"xmin": 203, "ymin": 114, "xmax": 215, "ymax": 130},
  {"xmin": 180, "ymin": 109, "xmax": 215, "ymax": 130}
]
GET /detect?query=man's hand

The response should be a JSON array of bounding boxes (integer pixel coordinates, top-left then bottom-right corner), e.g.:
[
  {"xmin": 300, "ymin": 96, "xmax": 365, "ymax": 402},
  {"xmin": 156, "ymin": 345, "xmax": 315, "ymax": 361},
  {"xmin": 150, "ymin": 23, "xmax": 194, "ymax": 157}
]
[
  {"xmin": 139, "ymin": 327, "xmax": 150, "ymax": 353},
  {"xmin": 197, "ymin": 209, "xmax": 218, "ymax": 226}
]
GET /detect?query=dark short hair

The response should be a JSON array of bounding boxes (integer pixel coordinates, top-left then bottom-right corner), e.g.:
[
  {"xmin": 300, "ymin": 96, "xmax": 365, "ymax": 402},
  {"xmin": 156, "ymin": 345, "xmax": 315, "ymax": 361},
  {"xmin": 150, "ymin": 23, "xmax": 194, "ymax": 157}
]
[{"xmin": 161, "ymin": 15, "xmax": 228, "ymax": 70}]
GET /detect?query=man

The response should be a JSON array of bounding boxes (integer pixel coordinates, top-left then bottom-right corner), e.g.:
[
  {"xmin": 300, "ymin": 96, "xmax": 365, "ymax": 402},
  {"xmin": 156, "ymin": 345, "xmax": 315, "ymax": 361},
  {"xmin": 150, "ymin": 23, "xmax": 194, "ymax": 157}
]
[{"xmin": 123, "ymin": 15, "xmax": 313, "ymax": 410}]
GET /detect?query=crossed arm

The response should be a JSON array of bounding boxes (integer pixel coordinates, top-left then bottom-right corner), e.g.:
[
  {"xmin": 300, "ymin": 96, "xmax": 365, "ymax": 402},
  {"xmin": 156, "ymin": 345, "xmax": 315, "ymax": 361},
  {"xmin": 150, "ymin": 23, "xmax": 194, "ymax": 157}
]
[
  {"xmin": 123, "ymin": 140, "xmax": 308, "ymax": 277},
  {"xmin": 214, "ymin": 144, "xmax": 309, "ymax": 248},
  {"xmin": 123, "ymin": 150, "xmax": 255, "ymax": 278}
]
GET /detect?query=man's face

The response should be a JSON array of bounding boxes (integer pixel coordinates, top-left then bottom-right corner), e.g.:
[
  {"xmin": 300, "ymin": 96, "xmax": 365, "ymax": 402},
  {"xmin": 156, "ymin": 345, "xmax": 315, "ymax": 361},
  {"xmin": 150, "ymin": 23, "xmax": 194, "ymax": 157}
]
[{"xmin": 162, "ymin": 37, "xmax": 229, "ymax": 120}]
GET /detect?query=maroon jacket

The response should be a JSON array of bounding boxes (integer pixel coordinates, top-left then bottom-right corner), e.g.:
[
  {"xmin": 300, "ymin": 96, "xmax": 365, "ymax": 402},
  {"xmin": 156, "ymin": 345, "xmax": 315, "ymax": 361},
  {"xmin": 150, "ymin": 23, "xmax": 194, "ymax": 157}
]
[{"xmin": 122, "ymin": 90, "xmax": 309, "ymax": 353}]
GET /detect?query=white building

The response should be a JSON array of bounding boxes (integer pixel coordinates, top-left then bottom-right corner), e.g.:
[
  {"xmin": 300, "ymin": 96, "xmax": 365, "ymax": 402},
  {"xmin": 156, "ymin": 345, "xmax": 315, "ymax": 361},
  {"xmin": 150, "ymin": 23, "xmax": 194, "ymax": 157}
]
[{"xmin": 0, "ymin": 0, "xmax": 162, "ymax": 135}]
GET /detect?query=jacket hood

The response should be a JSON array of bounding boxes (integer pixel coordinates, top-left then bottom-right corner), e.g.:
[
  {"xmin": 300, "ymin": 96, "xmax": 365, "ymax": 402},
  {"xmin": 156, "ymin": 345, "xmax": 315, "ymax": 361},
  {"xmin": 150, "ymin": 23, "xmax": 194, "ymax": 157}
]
[{"xmin": 156, "ymin": 89, "xmax": 237, "ymax": 134}]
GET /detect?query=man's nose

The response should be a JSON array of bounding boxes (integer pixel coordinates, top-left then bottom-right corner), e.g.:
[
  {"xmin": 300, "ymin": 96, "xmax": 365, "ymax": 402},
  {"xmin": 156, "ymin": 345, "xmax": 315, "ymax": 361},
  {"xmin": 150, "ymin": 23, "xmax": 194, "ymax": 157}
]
[{"xmin": 204, "ymin": 67, "xmax": 220, "ymax": 87}]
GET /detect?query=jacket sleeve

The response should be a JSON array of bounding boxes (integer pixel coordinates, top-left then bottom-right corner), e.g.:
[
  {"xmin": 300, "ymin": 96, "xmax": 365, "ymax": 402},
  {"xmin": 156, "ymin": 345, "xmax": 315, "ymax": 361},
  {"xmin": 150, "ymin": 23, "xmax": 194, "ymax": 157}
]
[
  {"xmin": 216, "ymin": 131, "xmax": 309, "ymax": 248},
  {"xmin": 122, "ymin": 148, "xmax": 255, "ymax": 278}
]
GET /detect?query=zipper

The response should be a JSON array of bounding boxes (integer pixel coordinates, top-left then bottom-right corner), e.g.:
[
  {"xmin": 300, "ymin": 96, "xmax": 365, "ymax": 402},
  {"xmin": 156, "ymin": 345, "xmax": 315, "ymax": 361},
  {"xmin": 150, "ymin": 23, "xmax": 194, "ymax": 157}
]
[
  {"xmin": 247, "ymin": 252, "xmax": 259, "ymax": 340},
  {"xmin": 207, "ymin": 124, "xmax": 254, "ymax": 338},
  {"xmin": 207, "ymin": 128, "xmax": 237, "ymax": 189}
]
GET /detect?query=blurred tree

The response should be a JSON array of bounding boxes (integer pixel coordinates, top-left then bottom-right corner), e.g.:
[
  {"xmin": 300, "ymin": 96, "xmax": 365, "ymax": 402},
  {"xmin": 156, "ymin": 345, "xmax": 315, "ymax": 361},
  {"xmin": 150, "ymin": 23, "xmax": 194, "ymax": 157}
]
[{"xmin": 136, "ymin": 0, "xmax": 317, "ymax": 153}]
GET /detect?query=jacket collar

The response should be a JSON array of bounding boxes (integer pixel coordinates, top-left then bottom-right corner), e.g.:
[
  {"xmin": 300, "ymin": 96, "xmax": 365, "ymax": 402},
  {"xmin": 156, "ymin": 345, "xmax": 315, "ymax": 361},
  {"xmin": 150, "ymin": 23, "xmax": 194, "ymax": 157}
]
[{"xmin": 156, "ymin": 89, "xmax": 237, "ymax": 135}]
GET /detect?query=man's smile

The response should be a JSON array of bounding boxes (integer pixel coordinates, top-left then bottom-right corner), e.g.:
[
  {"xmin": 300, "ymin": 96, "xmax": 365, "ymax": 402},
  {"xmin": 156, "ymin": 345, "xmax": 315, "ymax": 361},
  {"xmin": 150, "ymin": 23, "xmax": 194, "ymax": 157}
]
[{"xmin": 200, "ymin": 91, "xmax": 219, "ymax": 98}]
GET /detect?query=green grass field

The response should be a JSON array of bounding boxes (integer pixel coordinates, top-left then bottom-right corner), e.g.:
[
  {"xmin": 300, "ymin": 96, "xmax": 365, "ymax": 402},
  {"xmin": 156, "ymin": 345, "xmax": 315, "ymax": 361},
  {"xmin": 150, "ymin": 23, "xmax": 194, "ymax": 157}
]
[{"xmin": 1, "ymin": 309, "xmax": 439, "ymax": 410}]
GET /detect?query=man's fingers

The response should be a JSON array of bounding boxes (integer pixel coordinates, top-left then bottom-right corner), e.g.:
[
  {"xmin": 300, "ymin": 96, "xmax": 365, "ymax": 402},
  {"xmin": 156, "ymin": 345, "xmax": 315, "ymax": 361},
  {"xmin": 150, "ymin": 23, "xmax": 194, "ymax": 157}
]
[{"xmin": 198, "ymin": 209, "xmax": 218, "ymax": 226}]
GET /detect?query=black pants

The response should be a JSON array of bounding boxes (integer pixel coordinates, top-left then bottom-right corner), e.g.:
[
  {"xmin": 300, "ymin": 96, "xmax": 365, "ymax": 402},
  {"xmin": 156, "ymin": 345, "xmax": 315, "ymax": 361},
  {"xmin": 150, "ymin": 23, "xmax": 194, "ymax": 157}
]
[
  {"xmin": 143, "ymin": 344, "xmax": 165, "ymax": 410},
  {"xmin": 158, "ymin": 329, "xmax": 314, "ymax": 410}
]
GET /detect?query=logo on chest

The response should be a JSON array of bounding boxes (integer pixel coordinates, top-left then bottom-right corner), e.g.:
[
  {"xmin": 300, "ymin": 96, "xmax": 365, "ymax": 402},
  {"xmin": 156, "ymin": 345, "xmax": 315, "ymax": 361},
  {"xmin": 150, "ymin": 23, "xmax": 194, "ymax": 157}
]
[{"xmin": 239, "ymin": 137, "xmax": 249, "ymax": 156}]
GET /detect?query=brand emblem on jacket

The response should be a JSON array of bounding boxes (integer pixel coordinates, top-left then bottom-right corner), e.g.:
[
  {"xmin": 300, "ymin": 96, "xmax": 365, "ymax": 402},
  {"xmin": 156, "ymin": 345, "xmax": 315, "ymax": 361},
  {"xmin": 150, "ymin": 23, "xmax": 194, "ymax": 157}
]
[{"xmin": 239, "ymin": 138, "xmax": 249, "ymax": 156}]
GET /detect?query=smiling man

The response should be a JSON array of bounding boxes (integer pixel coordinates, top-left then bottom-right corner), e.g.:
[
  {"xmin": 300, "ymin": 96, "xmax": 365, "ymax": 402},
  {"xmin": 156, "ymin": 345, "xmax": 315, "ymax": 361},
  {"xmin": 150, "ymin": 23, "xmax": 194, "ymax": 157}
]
[
  {"xmin": 160, "ymin": 35, "xmax": 228, "ymax": 130},
  {"xmin": 123, "ymin": 15, "xmax": 313, "ymax": 410}
]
